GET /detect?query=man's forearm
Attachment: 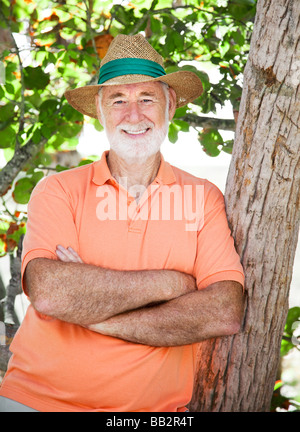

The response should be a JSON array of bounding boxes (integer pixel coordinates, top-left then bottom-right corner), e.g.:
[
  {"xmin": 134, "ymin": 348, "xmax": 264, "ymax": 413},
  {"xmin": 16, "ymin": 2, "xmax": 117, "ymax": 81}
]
[
  {"xmin": 86, "ymin": 281, "xmax": 245, "ymax": 346},
  {"xmin": 25, "ymin": 253, "xmax": 196, "ymax": 325}
]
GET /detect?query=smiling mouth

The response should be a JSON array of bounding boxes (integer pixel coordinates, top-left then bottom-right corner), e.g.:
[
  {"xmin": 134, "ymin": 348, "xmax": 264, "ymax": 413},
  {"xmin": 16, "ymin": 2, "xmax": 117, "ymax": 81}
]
[{"xmin": 122, "ymin": 128, "xmax": 150, "ymax": 135}]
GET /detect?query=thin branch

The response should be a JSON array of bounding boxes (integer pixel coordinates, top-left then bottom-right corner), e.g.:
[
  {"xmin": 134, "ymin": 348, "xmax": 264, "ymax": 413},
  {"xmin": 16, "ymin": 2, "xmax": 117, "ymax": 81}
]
[
  {"xmin": 152, "ymin": 5, "xmax": 249, "ymax": 27},
  {"xmin": 180, "ymin": 113, "xmax": 236, "ymax": 132},
  {"xmin": 83, "ymin": 0, "xmax": 98, "ymax": 59},
  {"xmin": 1, "ymin": 197, "xmax": 17, "ymax": 221}
]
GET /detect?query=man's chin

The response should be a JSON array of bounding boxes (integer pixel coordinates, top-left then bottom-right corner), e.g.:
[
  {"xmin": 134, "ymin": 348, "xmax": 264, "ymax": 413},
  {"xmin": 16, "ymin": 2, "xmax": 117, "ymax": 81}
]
[
  {"xmin": 116, "ymin": 148, "xmax": 159, "ymax": 165},
  {"xmin": 109, "ymin": 139, "xmax": 163, "ymax": 164}
]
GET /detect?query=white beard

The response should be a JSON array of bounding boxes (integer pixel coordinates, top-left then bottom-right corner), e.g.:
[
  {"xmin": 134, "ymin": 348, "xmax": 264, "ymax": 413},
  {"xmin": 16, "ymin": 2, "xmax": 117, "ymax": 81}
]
[{"xmin": 105, "ymin": 118, "xmax": 168, "ymax": 164}]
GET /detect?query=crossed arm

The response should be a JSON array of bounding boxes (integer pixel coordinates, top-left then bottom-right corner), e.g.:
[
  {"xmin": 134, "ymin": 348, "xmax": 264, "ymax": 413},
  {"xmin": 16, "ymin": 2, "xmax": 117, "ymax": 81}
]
[{"xmin": 25, "ymin": 245, "xmax": 244, "ymax": 347}]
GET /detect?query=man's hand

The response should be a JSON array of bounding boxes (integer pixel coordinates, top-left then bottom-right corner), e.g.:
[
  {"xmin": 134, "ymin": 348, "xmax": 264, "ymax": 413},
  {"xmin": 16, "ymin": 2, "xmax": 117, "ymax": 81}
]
[{"xmin": 55, "ymin": 245, "xmax": 83, "ymax": 263}]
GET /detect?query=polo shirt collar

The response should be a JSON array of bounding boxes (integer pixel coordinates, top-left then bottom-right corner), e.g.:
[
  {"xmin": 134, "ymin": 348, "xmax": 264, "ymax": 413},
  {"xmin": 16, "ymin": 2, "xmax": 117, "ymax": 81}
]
[
  {"xmin": 92, "ymin": 151, "xmax": 113, "ymax": 185},
  {"xmin": 155, "ymin": 155, "xmax": 176, "ymax": 185},
  {"xmin": 92, "ymin": 151, "xmax": 176, "ymax": 186}
]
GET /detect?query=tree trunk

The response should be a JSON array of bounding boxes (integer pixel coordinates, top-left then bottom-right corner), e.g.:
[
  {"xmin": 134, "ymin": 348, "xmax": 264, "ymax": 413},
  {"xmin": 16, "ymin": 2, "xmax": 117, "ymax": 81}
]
[{"xmin": 189, "ymin": 0, "xmax": 300, "ymax": 412}]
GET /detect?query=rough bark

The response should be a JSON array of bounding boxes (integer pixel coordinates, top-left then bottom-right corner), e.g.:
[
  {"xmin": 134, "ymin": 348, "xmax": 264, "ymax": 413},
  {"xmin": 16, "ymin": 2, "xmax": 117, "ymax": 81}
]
[
  {"xmin": 3, "ymin": 235, "xmax": 23, "ymax": 326},
  {"xmin": 0, "ymin": 236, "xmax": 23, "ymax": 373},
  {"xmin": 189, "ymin": 0, "xmax": 300, "ymax": 412}
]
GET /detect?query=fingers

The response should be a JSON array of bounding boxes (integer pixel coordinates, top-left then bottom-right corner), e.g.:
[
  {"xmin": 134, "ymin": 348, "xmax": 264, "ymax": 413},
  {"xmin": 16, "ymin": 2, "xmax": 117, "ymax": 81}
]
[{"xmin": 56, "ymin": 245, "xmax": 84, "ymax": 263}]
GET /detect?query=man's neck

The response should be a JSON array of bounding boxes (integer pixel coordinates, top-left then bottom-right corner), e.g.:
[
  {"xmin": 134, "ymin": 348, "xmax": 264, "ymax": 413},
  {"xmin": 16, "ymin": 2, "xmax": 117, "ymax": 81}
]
[{"xmin": 107, "ymin": 150, "xmax": 161, "ymax": 199}]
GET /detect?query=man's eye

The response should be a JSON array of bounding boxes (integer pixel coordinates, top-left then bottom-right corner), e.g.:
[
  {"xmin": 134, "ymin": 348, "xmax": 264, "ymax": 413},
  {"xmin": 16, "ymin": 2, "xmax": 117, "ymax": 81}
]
[
  {"xmin": 141, "ymin": 99, "xmax": 153, "ymax": 104},
  {"xmin": 113, "ymin": 100, "xmax": 125, "ymax": 105}
]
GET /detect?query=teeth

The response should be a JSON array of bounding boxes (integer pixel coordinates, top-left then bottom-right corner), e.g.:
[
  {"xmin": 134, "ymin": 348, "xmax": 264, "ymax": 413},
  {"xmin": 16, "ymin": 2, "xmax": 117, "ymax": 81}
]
[{"xmin": 125, "ymin": 129, "xmax": 147, "ymax": 135}]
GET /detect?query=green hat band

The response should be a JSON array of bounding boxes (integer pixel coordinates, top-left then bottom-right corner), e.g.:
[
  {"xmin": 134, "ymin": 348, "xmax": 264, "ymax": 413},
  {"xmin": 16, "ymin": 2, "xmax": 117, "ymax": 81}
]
[{"xmin": 98, "ymin": 58, "xmax": 166, "ymax": 84}]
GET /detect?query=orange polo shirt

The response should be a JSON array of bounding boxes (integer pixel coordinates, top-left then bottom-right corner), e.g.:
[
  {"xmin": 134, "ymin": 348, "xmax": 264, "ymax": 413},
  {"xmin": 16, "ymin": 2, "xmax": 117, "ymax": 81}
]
[{"xmin": 0, "ymin": 151, "xmax": 244, "ymax": 412}]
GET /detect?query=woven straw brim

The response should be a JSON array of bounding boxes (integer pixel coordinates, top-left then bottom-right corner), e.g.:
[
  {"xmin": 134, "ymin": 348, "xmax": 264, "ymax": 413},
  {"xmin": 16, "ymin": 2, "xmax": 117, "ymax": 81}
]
[{"xmin": 64, "ymin": 71, "xmax": 203, "ymax": 119}]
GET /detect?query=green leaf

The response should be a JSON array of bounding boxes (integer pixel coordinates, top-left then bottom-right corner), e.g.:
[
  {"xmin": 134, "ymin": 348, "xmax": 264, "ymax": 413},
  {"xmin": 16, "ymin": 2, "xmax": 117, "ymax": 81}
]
[
  {"xmin": 31, "ymin": 171, "xmax": 44, "ymax": 184},
  {"xmin": 113, "ymin": 5, "xmax": 131, "ymax": 26},
  {"xmin": 173, "ymin": 119, "xmax": 190, "ymax": 132},
  {"xmin": 32, "ymin": 128, "xmax": 42, "ymax": 144},
  {"xmin": 47, "ymin": 133, "xmax": 65, "ymax": 149},
  {"xmin": 38, "ymin": 99, "xmax": 60, "ymax": 120},
  {"xmin": 58, "ymin": 122, "xmax": 82, "ymax": 138},
  {"xmin": 150, "ymin": 0, "xmax": 159, "ymax": 10},
  {"xmin": 60, "ymin": 136, "xmax": 79, "ymax": 150},
  {"xmin": 198, "ymin": 128, "xmax": 224, "ymax": 157},
  {"xmin": 12, "ymin": 177, "xmax": 34, "ymax": 204},
  {"xmin": 165, "ymin": 31, "xmax": 184, "ymax": 54},
  {"xmin": 280, "ymin": 338, "xmax": 294, "ymax": 357},
  {"xmin": 12, "ymin": 171, "xmax": 45, "ymax": 204},
  {"xmin": 36, "ymin": 152, "xmax": 53, "ymax": 167},
  {"xmin": 3, "ymin": 147, "xmax": 14, "ymax": 162},
  {"xmin": 0, "ymin": 125, "xmax": 16, "ymax": 148},
  {"xmin": 26, "ymin": 91, "xmax": 43, "ymax": 109},
  {"xmin": 219, "ymin": 40, "xmax": 230, "ymax": 58},
  {"xmin": 150, "ymin": 16, "xmax": 161, "ymax": 33},
  {"xmin": 172, "ymin": 32, "xmax": 185, "ymax": 51},
  {"xmin": 228, "ymin": 2, "xmax": 256, "ymax": 21},
  {"xmin": 179, "ymin": 65, "xmax": 211, "ymax": 91},
  {"xmin": 168, "ymin": 123, "xmax": 179, "ymax": 144},
  {"xmin": 23, "ymin": 66, "xmax": 50, "ymax": 90},
  {"xmin": 77, "ymin": 159, "xmax": 94, "ymax": 166},
  {"xmin": 231, "ymin": 30, "xmax": 245, "ymax": 46},
  {"xmin": 0, "ymin": 104, "xmax": 15, "ymax": 122},
  {"xmin": 222, "ymin": 139, "xmax": 234, "ymax": 154},
  {"xmin": 41, "ymin": 124, "xmax": 52, "ymax": 139},
  {"xmin": 284, "ymin": 307, "xmax": 300, "ymax": 336},
  {"xmin": 4, "ymin": 82, "xmax": 15, "ymax": 95},
  {"xmin": 55, "ymin": 164, "xmax": 70, "ymax": 172},
  {"xmin": 280, "ymin": 307, "xmax": 300, "ymax": 356},
  {"xmin": 89, "ymin": 117, "xmax": 104, "ymax": 132},
  {"xmin": 274, "ymin": 381, "xmax": 283, "ymax": 391},
  {"xmin": 61, "ymin": 104, "xmax": 83, "ymax": 122}
]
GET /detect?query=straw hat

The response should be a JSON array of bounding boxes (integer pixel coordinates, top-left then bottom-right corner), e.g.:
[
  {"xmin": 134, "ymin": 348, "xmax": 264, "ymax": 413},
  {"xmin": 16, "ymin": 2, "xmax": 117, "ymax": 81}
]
[{"xmin": 64, "ymin": 34, "xmax": 203, "ymax": 119}]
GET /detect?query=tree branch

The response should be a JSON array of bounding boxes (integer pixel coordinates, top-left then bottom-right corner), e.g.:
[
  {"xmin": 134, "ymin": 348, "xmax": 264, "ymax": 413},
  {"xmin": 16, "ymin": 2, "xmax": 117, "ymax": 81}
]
[
  {"xmin": 0, "ymin": 137, "xmax": 47, "ymax": 197},
  {"xmin": 3, "ymin": 235, "xmax": 23, "ymax": 325},
  {"xmin": 83, "ymin": 0, "xmax": 99, "ymax": 59},
  {"xmin": 180, "ymin": 113, "xmax": 236, "ymax": 131}
]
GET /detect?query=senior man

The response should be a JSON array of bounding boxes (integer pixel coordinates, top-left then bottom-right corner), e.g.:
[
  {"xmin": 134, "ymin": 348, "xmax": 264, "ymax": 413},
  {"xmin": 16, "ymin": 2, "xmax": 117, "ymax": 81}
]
[{"xmin": 0, "ymin": 34, "xmax": 244, "ymax": 412}]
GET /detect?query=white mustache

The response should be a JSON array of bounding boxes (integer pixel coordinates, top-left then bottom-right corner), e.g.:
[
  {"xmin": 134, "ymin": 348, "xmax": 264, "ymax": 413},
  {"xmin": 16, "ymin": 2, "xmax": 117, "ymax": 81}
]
[{"xmin": 117, "ymin": 121, "xmax": 154, "ymax": 133}]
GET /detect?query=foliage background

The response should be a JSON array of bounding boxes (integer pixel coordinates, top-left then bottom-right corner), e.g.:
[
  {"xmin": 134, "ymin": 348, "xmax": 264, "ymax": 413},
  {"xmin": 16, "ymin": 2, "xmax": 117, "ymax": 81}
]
[{"xmin": 0, "ymin": 0, "xmax": 299, "ymax": 410}]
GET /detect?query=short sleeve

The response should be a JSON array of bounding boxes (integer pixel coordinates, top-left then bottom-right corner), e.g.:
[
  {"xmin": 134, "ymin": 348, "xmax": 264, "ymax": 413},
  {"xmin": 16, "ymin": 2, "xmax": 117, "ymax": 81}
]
[
  {"xmin": 194, "ymin": 181, "xmax": 244, "ymax": 290},
  {"xmin": 21, "ymin": 175, "xmax": 79, "ymax": 295}
]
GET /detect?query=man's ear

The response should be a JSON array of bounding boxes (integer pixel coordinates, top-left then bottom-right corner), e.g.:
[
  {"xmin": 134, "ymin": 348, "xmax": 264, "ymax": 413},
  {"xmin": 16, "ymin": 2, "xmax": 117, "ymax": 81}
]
[
  {"xmin": 168, "ymin": 87, "xmax": 177, "ymax": 121},
  {"xmin": 95, "ymin": 93, "xmax": 104, "ymax": 126}
]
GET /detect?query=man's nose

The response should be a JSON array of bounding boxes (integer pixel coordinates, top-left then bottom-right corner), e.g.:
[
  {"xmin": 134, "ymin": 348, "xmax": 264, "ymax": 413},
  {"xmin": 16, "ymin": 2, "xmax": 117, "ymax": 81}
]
[{"xmin": 124, "ymin": 102, "xmax": 145, "ymax": 123}]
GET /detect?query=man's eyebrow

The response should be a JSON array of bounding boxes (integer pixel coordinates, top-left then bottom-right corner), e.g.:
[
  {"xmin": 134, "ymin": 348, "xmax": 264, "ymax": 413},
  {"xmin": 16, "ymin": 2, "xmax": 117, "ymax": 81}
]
[
  {"xmin": 106, "ymin": 91, "xmax": 158, "ymax": 100},
  {"xmin": 139, "ymin": 91, "xmax": 157, "ymax": 97},
  {"xmin": 106, "ymin": 92, "xmax": 126, "ymax": 100}
]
